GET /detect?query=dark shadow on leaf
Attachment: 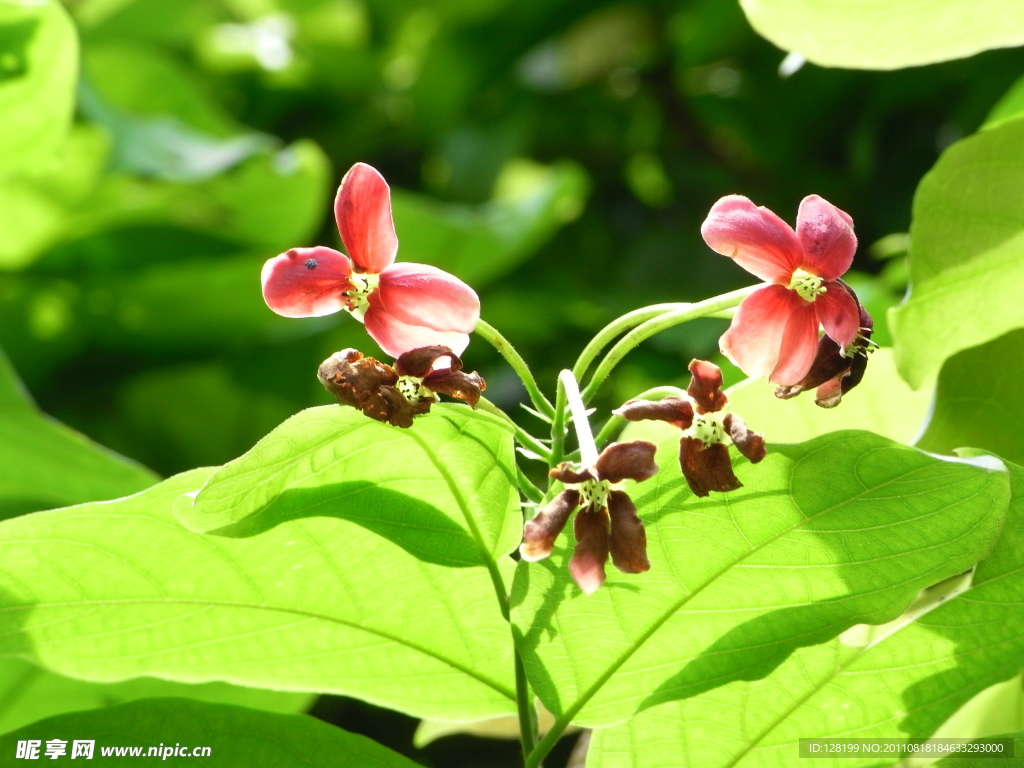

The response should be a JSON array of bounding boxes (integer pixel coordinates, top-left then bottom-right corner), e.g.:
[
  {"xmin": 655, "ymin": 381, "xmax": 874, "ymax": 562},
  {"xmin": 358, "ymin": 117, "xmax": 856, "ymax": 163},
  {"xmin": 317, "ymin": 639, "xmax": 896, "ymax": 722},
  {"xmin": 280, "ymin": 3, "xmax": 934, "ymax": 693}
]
[
  {"xmin": 206, "ymin": 481, "xmax": 483, "ymax": 568},
  {"xmin": 0, "ymin": 16, "xmax": 39, "ymax": 82}
]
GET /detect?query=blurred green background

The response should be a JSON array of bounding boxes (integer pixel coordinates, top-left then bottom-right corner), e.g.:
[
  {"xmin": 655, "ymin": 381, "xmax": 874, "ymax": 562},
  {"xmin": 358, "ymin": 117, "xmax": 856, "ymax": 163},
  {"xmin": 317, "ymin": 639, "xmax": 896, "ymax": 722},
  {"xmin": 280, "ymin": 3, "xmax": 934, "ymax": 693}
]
[
  {"xmin": 3, "ymin": 0, "xmax": 1024, "ymax": 764},
  {"xmin": 4, "ymin": 0, "xmax": 1023, "ymax": 479}
]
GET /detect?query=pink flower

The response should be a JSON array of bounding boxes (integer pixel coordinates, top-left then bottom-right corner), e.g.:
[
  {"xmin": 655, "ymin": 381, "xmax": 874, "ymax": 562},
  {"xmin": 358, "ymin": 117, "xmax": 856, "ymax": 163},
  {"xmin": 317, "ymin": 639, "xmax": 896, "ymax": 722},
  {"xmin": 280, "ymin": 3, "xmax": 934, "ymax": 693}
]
[
  {"xmin": 701, "ymin": 195, "xmax": 861, "ymax": 386},
  {"xmin": 261, "ymin": 163, "xmax": 480, "ymax": 357}
]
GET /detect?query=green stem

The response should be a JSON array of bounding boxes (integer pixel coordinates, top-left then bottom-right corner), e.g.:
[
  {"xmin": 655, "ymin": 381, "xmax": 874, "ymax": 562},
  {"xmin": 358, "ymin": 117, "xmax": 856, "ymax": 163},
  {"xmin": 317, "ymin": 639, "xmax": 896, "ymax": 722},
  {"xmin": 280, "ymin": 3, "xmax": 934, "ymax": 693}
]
[
  {"xmin": 477, "ymin": 397, "xmax": 552, "ymax": 462},
  {"xmin": 572, "ymin": 302, "xmax": 688, "ymax": 382},
  {"xmin": 475, "ymin": 320, "xmax": 555, "ymax": 419},
  {"xmin": 515, "ymin": 651, "xmax": 538, "ymax": 760},
  {"xmin": 580, "ymin": 285, "xmax": 760, "ymax": 403},
  {"xmin": 592, "ymin": 385, "xmax": 686, "ymax": 448},
  {"xmin": 516, "ymin": 466, "xmax": 544, "ymax": 505},
  {"xmin": 548, "ymin": 376, "xmax": 569, "ymax": 469}
]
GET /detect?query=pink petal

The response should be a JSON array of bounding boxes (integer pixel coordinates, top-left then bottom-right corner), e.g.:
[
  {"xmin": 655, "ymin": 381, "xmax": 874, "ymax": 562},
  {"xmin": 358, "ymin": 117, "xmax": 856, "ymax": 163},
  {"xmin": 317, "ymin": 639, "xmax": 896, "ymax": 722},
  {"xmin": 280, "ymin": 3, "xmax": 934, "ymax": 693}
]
[
  {"xmin": 795, "ymin": 195, "xmax": 856, "ymax": 281},
  {"xmin": 815, "ymin": 281, "xmax": 860, "ymax": 349},
  {"xmin": 376, "ymin": 262, "xmax": 480, "ymax": 333},
  {"xmin": 261, "ymin": 247, "xmax": 353, "ymax": 318},
  {"xmin": 364, "ymin": 294, "xmax": 471, "ymax": 357},
  {"xmin": 335, "ymin": 163, "xmax": 399, "ymax": 274},
  {"xmin": 570, "ymin": 507, "xmax": 610, "ymax": 595},
  {"xmin": 720, "ymin": 285, "xmax": 805, "ymax": 379},
  {"xmin": 701, "ymin": 195, "xmax": 802, "ymax": 284},
  {"xmin": 770, "ymin": 301, "xmax": 820, "ymax": 386}
]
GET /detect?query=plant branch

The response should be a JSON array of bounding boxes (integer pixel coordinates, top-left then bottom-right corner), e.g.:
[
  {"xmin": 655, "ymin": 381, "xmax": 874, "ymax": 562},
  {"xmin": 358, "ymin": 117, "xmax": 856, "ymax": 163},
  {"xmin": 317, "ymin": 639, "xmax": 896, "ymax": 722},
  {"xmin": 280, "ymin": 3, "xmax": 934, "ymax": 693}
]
[
  {"xmin": 475, "ymin": 320, "xmax": 555, "ymax": 419},
  {"xmin": 559, "ymin": 370, "xmax": 598, "ymax": 467},
  {"xmin": 477, "ymin": 397, "xmax": 552, "ymax": 462},
  {"xmin": 580, "ymin": 285, "xmax": 759, "ymax": 402}
]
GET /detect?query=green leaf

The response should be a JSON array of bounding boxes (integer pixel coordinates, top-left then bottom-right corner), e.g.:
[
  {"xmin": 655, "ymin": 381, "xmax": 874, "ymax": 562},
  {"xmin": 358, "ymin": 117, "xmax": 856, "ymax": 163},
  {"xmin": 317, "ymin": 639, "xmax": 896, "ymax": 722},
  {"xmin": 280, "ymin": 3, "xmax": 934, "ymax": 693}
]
[
  {"xmin": 0, "ymin": 657, "xmax": 313, "ymax": 735},
  {"xmin": 985, "ymin": 72, "xmax": 1024, "ymax": 129},
  {"xmin": 0, "ymin": 698, "xmax": 421, "ymax": 767},
  {"xmin": 917, "ymin": 329, "xmax": 1024, "ymax": 465},
  {"xmin": 587, "ymin": 461, "xmax": 1024, "ymax": 767},
  {"xmin": 890, "ymin": 116, "xmax": 1024, "ymax": 388},
  {"xmin": 0, "ymin": 468, "xmax": 517, "ymax": 721},
  {"xmin": 178, "ymin": 405, "xmax": 521, "ymax": 569},
  {"xmin": 0, "ymin": 0, "xmax": 78, "ymax": 177},
  {"xmin": 0, "ymin": 346, "xmax": 157, "ymax": 516},
  {"xmin": 392, "ymin": 159, "xmax": 589, "ymax": 288},
  {"xmin": 738, "ymin": 0, "xmax": 1024, "ymax": 70},
  {"xmin": 512, "ymin": 431, "xmax": 1009, "ymax": 728}
]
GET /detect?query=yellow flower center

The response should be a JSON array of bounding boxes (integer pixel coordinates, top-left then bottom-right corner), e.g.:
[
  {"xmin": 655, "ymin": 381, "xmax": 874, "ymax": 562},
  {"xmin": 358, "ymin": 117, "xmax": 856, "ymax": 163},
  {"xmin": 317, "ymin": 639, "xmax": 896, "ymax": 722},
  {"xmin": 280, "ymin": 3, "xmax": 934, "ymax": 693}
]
[
  {"xmin": 395, "ymin": 375, "xmax": 434, "ymax": 402},
  {"xmin": 692, "ymin": 411, "xmax": 726, "ymax": 447},
  {"xmin": 343, "ymin": 272, "xmax": 380, "ymax": 322},
  {"xmin": 788, "ymin": 268, "xmax": 826, "ymax": 302}
]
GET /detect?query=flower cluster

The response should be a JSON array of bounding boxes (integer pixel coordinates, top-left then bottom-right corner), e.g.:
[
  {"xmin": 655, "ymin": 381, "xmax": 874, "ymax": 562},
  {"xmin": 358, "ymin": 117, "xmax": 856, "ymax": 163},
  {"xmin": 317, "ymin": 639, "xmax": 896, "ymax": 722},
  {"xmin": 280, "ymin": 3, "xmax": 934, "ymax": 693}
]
[
  {"xmin": 520, "ymin": 441, "xmax": 658, "ymax": 595},
  {"xmin": 262, "ymin": 163, "xmax": 480, "ymax": 357},
  {"xmin": 702, "ymin": 194, "xmax": 872, "ymax": 400},
  {"xmin": 318, "ymin": 345, "xmax": 485, "ymax": 428},
  {"xmin": 616, "ymin": 360, "xmax": 765, "ymax": 497}
]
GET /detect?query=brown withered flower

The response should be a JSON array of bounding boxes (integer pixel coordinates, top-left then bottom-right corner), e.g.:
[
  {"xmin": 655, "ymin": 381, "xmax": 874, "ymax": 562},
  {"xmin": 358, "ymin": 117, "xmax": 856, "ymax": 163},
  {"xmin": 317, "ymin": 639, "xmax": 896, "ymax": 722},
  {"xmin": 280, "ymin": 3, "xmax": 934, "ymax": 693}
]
[
  {"xmin": 318, "ymin": 345, "xmax": 485, "ymax": 428},
  {"xmin": 520, "ymin": 441, "xmax": 658, "ymax": 595},
  {"xmin": 615, "ymin": 360, "xmax": 765, "ymax": 498},
  {"xmin": 773, "ymin": 281, "xmax": 874, "ymax": 408}
]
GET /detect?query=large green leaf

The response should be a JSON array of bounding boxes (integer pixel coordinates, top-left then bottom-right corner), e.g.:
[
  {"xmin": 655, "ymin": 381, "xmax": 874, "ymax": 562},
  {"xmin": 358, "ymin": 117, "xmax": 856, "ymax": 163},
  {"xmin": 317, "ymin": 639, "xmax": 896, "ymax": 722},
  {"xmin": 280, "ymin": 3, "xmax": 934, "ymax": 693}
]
[
  {"xmin": 178, "ymin": 405, "xmax": 521, "ymax": 569},
  {"xmin": 512, "ymin": 431, "xmax": 1008, "ymax": 728},
  {"xmin": 0, "ymin": 468, "xmax": 517, "ymax": 721},
  {"xmin": 738, "ymin": 0, "xmax": 1024, "ymax": 70},
  {"xmin": 0, "ymin": 0, "xmax": 77, "ymax": 177},
  {"xmin": 890, "ymin": 116, "xmax": 1024, "ymax": 389},
  {"xmin": 0, "ymin": 657, "xmax": 313, "ymax": 735},
  {"xmin": 0, "ymin": 346, "xmax": 156, "ymax": 516},
  {"xmin": 917, "ymin": 329, "xmax": 1024, "ymax": 466},
  {"xmin": 0, "ymin": 698, "xmax": 420, "ymax": 767},
  {"xmin": 587, "ymin": 462, "xmax": 1024, "ymax": 768}
]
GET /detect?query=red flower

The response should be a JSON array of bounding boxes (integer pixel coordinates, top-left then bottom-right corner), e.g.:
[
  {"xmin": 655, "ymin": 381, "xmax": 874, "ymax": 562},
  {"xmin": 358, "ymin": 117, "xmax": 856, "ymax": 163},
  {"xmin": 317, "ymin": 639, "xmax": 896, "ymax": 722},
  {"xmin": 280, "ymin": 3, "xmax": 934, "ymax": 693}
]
[
  {"xmin": 701, "ymin": 195, "xmax": 861, "ymax": 386},
  {"xmin": 261, "ymin": 163, "xmax": 480, "ymax": 357},
  {"xmin": 520, "ymin": 442, "xmax": 658, "ymax": 595}
]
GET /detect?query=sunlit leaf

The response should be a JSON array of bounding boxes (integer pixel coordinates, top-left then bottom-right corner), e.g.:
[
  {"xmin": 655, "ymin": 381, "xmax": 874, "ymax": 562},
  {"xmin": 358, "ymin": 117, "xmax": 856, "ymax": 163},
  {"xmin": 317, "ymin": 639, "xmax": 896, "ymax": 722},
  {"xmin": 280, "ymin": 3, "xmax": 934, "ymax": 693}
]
[
  {"xmin": 179, "ymin": 405, "xmax": 521, "ymax": 569},
  {"xmin": 0, "ymin": 657, "xmax": 313, "ymax": 735},
  {"xmin": 0, "ymin": 346, "xmax": 156, "ymax": 517},
  {"xmin": 739, "ymin": 0, "xmax": 1024, "ymax": 70},
  {"xmin": 890, "ymin": 116, "xmax": 1024, "ymax": 389},
  {"xmin": 512, "ymin": 431, "xmax": 1008, "ymax": 727},
  {"xmin": 0, "ymin": 468, "xmax": 517, "ymax": 721},
  {"xmin": 0, "ymin": 698, "xmax": 421, "ymax": 767},
  {"xmin": 0, "ymin": 0, "xmax": 77, "ymax": 177},
  {"xmin": 587, "ymin": 462, "xmax": 1024, "ymax": 767},
  {"xmin": 917, "ymin": 329, "xmax": 1024, "ymax": 466}
]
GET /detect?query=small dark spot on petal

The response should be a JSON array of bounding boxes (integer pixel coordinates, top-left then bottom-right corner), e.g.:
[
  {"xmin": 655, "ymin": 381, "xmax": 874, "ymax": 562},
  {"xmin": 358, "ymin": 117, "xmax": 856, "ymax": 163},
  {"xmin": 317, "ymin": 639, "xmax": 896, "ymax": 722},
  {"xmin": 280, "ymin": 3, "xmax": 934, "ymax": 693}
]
[{"xmin": 305, "ymin": 259, "xmax": 318, "ymax": 270}]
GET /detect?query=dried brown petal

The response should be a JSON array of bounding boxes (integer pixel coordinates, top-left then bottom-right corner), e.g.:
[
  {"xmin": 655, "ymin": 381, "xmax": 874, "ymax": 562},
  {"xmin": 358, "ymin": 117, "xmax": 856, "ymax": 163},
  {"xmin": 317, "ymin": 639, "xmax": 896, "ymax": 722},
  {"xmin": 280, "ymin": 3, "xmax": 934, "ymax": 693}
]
[
  {"xmin": 614, "ymin": 397, "xmax": 694, "ymax": 430},
  {"xmin": 679, "ymin": 438, "xmax": 741, "ymax": 497},
  {"xmin": 687, "ymin": 359, "xmax": 729, "ymax": 414},
  {"xmin": 570, "ymin": 506, "xmax": 610, "ymax": 595},
  {"xmin": 550, "ymin": 462, "xmax": 596, "ymax": 485},
  {"xmin": 723, "ymin": 413, "xmax": 766, "ymax": 464},
  {"xmin": 608, "ymin": 491, "xmax": 649, "ymax": 574},
  {"xmin": 594, "ymin": 441, "xmax": 659, "ymax": 484},
  {"xmin": 395, "ymin": 345, "xmax": 460, "ymax": 378},
  {"xmin": 318, "ymin": 349, "xmax": 398, "ymax": 409},
  {"xmin": 423, "ymin": 368, "xmax": 486, "ymax": 407},
  {"xmin": 520, "ymin": 490, "xmax": 580, "ymax": 562}
]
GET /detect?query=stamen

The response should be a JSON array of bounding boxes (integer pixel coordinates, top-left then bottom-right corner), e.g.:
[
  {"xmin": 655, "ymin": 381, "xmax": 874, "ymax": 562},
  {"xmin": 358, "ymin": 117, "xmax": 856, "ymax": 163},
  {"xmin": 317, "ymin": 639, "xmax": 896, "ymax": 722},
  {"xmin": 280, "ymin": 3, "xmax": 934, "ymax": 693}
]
[
  {"xmin": 342, "ymin": 272, "xmax": 381, "ymax": 322},
  {"xmin": 788, "ymin": 268, "xmax": 826, "ymax": 302},
  {"xmin": 691, "ymin": 412, "xmax": 727, "ymax": 448},
  {"xmin": 395, "ymin": 375, "xmax": 434, "ymax": 402}
]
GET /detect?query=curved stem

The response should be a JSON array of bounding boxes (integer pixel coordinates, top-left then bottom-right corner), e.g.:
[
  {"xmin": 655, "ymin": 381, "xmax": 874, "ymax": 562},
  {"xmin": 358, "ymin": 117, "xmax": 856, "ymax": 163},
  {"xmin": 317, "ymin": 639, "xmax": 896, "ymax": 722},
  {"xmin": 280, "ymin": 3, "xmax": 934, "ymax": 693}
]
[
  {"xmin": 592, "ymin": 385, "xmax": 686, "ymax": 448},
  {"xmin": 572, "ymin": 303, "xmax": 688, "ymax": 382},
  {"xmin": 516, "ymin": 466, "xmax": 544, "ymax": 505},
  {"xmin": 580, "ymin": 285, "xmax": 760, "ymax": 403},
  {"xmin": 477, "ymin": 397, "xmax": 552, "ymax": 462},
  {"xmin": 475, "ymin": 320, "xmax": 555, "ymax": 419},
  {"xmin": 548, "ymin": 376, "xmax": 569, "ymax": 469}
]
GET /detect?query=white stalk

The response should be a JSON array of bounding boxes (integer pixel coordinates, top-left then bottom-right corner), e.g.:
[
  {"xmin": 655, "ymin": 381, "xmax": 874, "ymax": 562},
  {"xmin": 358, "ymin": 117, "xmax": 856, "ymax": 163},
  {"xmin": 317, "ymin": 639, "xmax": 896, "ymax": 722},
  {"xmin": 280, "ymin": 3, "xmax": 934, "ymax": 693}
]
[{"xmin": 558, "ymin": 369, "xmax": 599, "ymax": 467}]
